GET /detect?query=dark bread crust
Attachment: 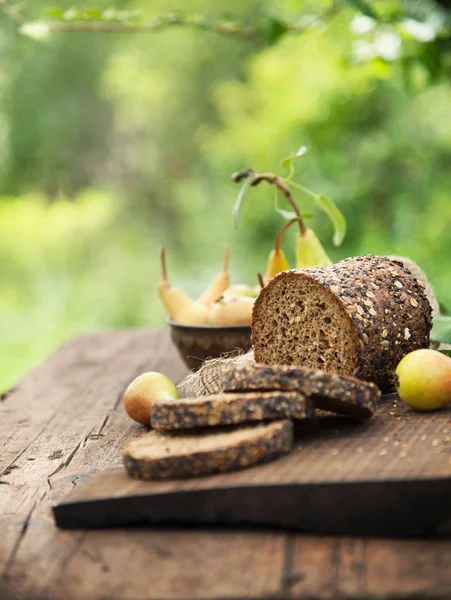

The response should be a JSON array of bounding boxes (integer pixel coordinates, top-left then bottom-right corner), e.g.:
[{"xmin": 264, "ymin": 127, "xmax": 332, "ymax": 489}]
[
  {"xmin": 224, "ymin": 364, "xmax": 380, "ymax": 419},
  {"xmin": 151, "ymin": 391, "xmax": 312, "ymax": 430},
  {"xmin": 123, "ymin": 420, "xmax": 293, "ymax": 480},
  {"xmin": 252, "ymin": 255, "xmax": 432, "ymax": 390}
]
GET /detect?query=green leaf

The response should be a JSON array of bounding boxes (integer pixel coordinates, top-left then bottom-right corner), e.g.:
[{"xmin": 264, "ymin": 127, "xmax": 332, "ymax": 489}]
[
  {"xmin": 275, "ymin": 208, "xmax": 313, "ymax": 220},
  {"xmin": 63, "ymin": 8, "xmax": 81, "ymax": 20},
  {"xmin": 42, "ymin": 8, "xmax": 64, "ymax": 19},
  {"xmin": 431, "ymin": 316, "xmax": 451, "ymax": 344},
  {"xmin": 81, "ymin": 9, "xmax": 103, "ymax": 21},
  {"xmin": 165, "ymin": 12, "xmax": 184, "ymax": 24},
  {"xmin": 19, "ymin": 22, "xmax": 52, "ymax": 41},
  {"xmin": 232, "ymin": 178, "xmax": 251, "ymax": 230},
  {"xmin": 281, "ymin": 146, "xmax": 308, "ymax": 180},
  {"xmin": 440, "ymin": 350, "xmax": 451, "ymax": 358},
  {"xmin": 344, "ymin": 0, "xmax": 378, "ymax": 19},
  {"xmin": 315, "ymin": 195, "xmax": 346, "ymax": 246},
  {"xmin": 258, "ymin": 14, "xmax": 288, "ymax": 45},
  {"xmin": 102, "ymin": 8, "xmax": 118, "ymax": 21},
  {"xmin": 273, "ymin": 182, "xmax": 311, "ymax": 220},
  {"xmin": 127, "ymin": 10, "xmax": 142, "ymax": 22}
]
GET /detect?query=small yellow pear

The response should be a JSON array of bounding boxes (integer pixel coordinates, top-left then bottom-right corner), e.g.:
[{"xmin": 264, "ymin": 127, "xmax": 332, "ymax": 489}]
[
  {"xmin": 396, "ymin": 349, "xmax": 451, "ymax": 411},
  {"xmin": 264, "ymin": 247, "xmax": 289, "ymax": 282},
  {"xmin": 208, "ymin": 296, "xmax": 255, "ymax": 326},
  {"xmin": 197, "ymin": 243, "xmax": 230, "ymax": 308},
  {"xmin": 158, "ymin": 246, "xmax": 208, "ymax": 325},
  {"xmin": 124, "ymin": 371, "xmax": 178, "ymax": 425}
]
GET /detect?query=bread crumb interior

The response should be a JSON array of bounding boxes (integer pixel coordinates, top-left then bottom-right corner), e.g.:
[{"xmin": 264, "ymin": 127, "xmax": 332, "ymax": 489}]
[{"xmin": 254, "ymin": 276, "xmax": 357, "ymax": 374}]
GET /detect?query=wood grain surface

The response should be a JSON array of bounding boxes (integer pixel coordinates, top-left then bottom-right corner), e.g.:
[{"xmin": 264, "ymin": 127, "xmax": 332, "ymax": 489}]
[{"xmin": 0, "ymin": 328, "xmax": 451, "ymax": 599}]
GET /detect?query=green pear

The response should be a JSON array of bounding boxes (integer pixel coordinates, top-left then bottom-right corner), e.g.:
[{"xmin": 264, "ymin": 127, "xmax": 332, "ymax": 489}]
[
  {"xmin": 296, "ymin": 228, "xmax": 332, "ymax": 269},
  {"xmin": 396, "ymin": 349, "xmax": 451, "ymax": 411}
]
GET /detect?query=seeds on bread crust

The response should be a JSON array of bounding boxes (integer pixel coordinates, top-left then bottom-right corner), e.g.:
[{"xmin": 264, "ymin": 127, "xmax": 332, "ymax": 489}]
[
  {"xmin": 123, "ymin": 420, "xmax": 293, "ymax": 480},
  {"xmin": 151, "ymin": 391, "xmax": 312, "ymax": 431},
  {"xmin": 224, "ymin": 364, "xmax": 380, "ymax": 419},
  {"xmin": 251, "ymin": 255, "xmax": 432, "ymax": 390}
]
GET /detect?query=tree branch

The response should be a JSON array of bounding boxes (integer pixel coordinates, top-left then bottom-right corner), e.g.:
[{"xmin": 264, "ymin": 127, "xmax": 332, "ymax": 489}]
[
  {"xmin": 0, "ymin": 0, "xmax": 27, "ymax": 25},
  {"xmin": 1, "ymin": 5, "xmax": 341, "ymax": 42},
  {"xmin": 43, "ymin": 15, "xmax": 259, "ymax": 38}
]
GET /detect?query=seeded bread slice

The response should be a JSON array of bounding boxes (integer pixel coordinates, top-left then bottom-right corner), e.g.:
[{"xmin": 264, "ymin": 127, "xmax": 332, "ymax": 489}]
[
  {"xmin": 224, "ymin": 364, "xmax": 379, "ymax": 419},
  {"xmin": 123, "ymin": 420, "xmax": 293, "ymax": 480},
  {"xmin": 151, "ymin": 391, "xmax": 312, "ymax": 431},
  {"xmin": 252, "ymin": 255, "xmax": 432, "ymax": 390}
]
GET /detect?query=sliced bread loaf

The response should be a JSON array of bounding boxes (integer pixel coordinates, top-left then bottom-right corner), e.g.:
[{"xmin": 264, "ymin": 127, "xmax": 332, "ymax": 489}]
[
  {"xmin": 252, "ymin": 255, "xmax": 432, "ymax": 390},
  {"xmin": 123, "ymin": 420, "xmax": 293, "ymax": 480},
  {"xmin": 224, "ymin": 364, "xmax": 379, "ymax": 419},
  {"xmin": 151, "ymin": 391, "xmax": 312, "ymax": 430}
]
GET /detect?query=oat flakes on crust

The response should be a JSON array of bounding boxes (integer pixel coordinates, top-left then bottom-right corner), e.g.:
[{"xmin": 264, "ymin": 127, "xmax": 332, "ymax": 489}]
[
  {"xmin": 252, "ymin": 255, "xmax": 432, "ymax": 390},
  {"xmin": 151, "ymin": 390, "xmax": 312, "ymax": 430},
  {"xmin": 224, "ymin": 363, "xmax": 379, "ymax": 419}
]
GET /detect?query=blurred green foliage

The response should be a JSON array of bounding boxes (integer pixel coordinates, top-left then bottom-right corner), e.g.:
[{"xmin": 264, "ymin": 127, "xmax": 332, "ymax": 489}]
[{"xmin": 1, "ymin": 0, "xmax": 451, "ymax": 391}]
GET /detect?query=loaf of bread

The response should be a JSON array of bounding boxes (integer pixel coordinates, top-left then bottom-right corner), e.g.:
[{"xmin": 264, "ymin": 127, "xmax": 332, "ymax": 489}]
[
  {"xmin": 123, "ymin": 420, "xmax": 293, "ymax": 480},
  {"xmin": 151, "ymin": 391, "xmax": 313, "ymax": 430},
  {"xmin": 252, "ymin": 255, "xmax": 432, "ymax": 390},
  {"xmin": 224, "ymin": 364, "xmax": 379, "ymax": 419}
]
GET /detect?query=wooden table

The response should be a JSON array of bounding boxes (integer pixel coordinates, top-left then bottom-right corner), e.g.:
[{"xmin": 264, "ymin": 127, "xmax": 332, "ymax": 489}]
[{"xmin": 1, "ymin": 329, "xmax": 451, "ymax": 600}]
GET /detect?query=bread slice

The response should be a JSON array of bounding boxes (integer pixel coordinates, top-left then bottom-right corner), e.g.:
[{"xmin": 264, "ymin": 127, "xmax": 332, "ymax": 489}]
[
  {"xmin": 123, "ymin": 420, "xmax": 293, "ymax": 480},
  {"xmin": 252, "ymin": 255, "xmax": 432, "ymax": 389},
  {"xmin": 151, "ymin": 391, "xmax": 312, "ymax": 431},
  {"xmin": 224, "ymin": 364, "xmax": 379, "ymax": 419}
]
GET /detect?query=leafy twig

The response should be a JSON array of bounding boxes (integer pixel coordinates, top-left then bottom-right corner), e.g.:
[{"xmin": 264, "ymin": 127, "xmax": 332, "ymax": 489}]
[
  {"xmin": 250, "ymin": 173, "xmax": 307, "ymax": 235},
  {"xmin": 231, "ymin": 165, "xmax": 346, "ymax": 246}
]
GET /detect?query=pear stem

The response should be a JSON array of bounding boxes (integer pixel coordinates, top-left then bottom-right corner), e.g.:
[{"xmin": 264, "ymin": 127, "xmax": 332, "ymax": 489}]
[
  {"xmin": 274, "ymin": 218, "xmax": 301, "ymax": 252},
  {"xmin": 231, "ymin": 168, "xmax": 255, "ymax": 182},
  {"xmin": 250, "ymin": 173, "xmax": 307, "ymax": 236},
  {"xmin": 257, "ymin": 272, "xmax": 265, "ymax": 289},
  {"xmin": 159, "ymin": 246, "xmax": 168, "ymax": 283}
]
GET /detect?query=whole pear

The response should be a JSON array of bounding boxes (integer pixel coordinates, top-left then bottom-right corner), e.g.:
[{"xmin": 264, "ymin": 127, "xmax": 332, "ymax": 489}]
[
  {"xmin": 197, "ymin": 243, "xmax": 230, "ymax": 308},
  {"xmin": 396, "ymin": 349, "xmax": 451, "ymax": 411},
  {"xmin": 264, "ymin": 247, "xmax": 289, "ymax": 282},
  {"xmin": 158, "ymin": 246, "xmax": 208, "ymax": 325},
  {"xmin": 208, "ymin": 296, "xmax": 255, "ymax": 326},
  {"xmin": 296, "ymin": 228, "xmax": 332, "ymax": 268},
  {"xmin": 223, "ymin": 284, "xmax": 258, "ymax": 299},
  {"xmin": 124, "ymin": 371, "xmax": 178, "ymax": 425}
]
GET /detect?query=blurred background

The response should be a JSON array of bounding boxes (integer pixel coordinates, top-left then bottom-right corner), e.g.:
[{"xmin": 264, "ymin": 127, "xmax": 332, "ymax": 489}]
[{"xmin": 1, "ymin": 0, "xmax": 451, "ymax": 392}]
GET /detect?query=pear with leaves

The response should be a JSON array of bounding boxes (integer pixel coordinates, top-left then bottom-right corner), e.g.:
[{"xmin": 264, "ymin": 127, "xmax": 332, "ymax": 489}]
[
  {"xmin": 250, "ymin": 173, "xmax": 334, "ymax": 270},
  {"xmin": 232, "ymin": 165, "xmax": 344, "ymax": 275}
]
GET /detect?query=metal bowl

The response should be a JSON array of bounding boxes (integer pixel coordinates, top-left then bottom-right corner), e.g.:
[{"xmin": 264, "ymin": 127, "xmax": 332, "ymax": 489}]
[{"xmin": 168, "ymin": 320, "xmax": 252, "ymax": 372}]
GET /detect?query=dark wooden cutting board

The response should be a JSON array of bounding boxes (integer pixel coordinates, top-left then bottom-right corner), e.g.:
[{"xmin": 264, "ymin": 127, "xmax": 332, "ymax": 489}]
[{"xmin": 52, "ymin": 394, "xmax": 451, "ymax": 537}]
